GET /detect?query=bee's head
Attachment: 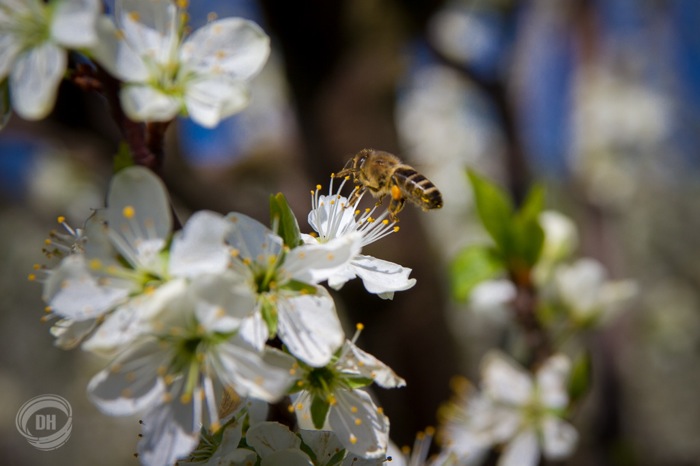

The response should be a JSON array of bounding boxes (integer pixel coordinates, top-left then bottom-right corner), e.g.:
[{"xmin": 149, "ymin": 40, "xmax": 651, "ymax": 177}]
[{"xmin": 354, "ymin": 148, "xmax": 374, "ymax": 169}]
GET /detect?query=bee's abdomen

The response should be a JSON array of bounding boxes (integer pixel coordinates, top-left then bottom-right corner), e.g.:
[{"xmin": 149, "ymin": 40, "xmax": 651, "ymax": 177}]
[{"xmin": 393, "ymin": 166, "xmax": 443, "ymax": 210}]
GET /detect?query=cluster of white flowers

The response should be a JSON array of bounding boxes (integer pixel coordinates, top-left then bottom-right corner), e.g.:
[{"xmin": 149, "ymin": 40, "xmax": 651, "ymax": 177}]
[
  {"xmin": 36, "ymin": 166, "xmax": 414, "ymax": 465},
  {"xmin": 1, "ymin": 0, "xmax": 270, "ymax": 128},
  {"xmin": 438, "ymin": 352, "xmax": 578, "ymax": 466}
]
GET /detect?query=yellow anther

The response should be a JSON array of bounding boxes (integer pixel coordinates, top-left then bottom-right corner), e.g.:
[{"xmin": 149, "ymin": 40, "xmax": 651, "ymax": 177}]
[
  {"xmin": 122, "ymin": 205, "xmax": 135, "ymax": 219},
  {"xmin": 210, "ymin": 421, "xmax": 221, "ymax": 432},
  {"xmin": 393, "ymin": 226, "xmax": 400, "ymax": 233},
  {"xmin": 425, "ymin": 426, "xmax": 436, "ymax": 436},
  {"xmin": 207, "ymin": 11, "xmax": 218, "ymax": 21},
  {"xmin": 127, "ymin": 11, "xmax": 140, "ymax": 21},
  {"xmin": 180, "ymin": 393, "xmax": 192, "ymax": 404},
  {"xmin": 349, "ymin": 434, "xmax": 358, "ymax": 445},
  {"xmin": 163, "ymin": 392, "xmax": 173, "ymax": 403},
  {"xmin": 382, "ymin": 219, "xmax": 389, "ymax": 225},
  {"xmin": 356, "ymin": 322, "xmax": 364, "ymax": 331},
  {"xmin": 57, "ymin": 216, "xmax": 66, "ymax": 224},
  {"xmin": 355, "ymin": 418, "xmax": 362, "ymax": 425},
  {"xmin": 176, "ymin": 0, "xmax": 188, "ymax": 8},
  {"xmin": 27, "ymin": 273, "xmax": 36, "ymax": 281}
]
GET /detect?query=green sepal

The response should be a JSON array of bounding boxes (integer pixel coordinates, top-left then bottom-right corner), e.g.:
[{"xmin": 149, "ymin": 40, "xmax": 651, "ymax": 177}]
[
  {"xmin": 450, "ymin": 245, "xmax": 506, "ymax": 302},
  {"xmin": 270, "ymin": 193, "xmax": 302, "ymax": 248},
  {"xmin": 260, "ymin": 297, "xmax": 278, "ymax": 338},
  {"xmin": 568, "ymin": 350, "xmax": 592, "ymax": 406},
  {"xmin": 282, "ymin": 280, "xmax": 318, "ymax": 295},
  {"xmin": 467, "ymin": 169, "xmax": 514, "ymax": 255},
  {"xmin": 344, "ymin": 376, "xmax": 374, "ymax": 390},
  {"xmin": 113, "ymin": 141, "xmax": 135, "ymax": 172},
  {"xmin": 311, "ymin": 395, "xmax": 331, "ymax": 429}
]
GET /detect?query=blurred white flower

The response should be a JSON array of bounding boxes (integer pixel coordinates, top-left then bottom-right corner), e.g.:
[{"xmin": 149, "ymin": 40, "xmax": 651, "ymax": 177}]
[
  {"xmin": 304, "ymin": 179, "xmax": 416, "ymax": 299},
  {"xmin": 225, "ymin": 212, "xmax": 361, "ymax": 367},
  {"xmin": 41, "ymin": 166, "xmax": 236, "ymax": 355},
  {"xmin": 291, "ymin": 328, "xmax": 405, "ymax": 459},
  {"xmin": 0, "ymin": 0, "xmax": 100, "ymax": 119},
  {"xmin": 93, "ymin": 0, "xmax": 270, "ymax": 127},
  {"xmin": 439, "ymin": 352, "xmax": 578, "ymax": 466},
  {"xmin": 468, "ymin": 279, "xmax": 516, "ymax": 320},
  {"xmin": 554, "ymin": 258, "xmax": 637, "ymax": 325},
  {"xmin": 534, "ymin": 210, "xmax": 579, "ymax": 285}
]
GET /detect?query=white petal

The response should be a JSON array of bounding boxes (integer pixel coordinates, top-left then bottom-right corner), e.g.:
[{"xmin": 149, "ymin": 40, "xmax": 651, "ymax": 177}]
[
  {"xmin": 9, "ymin": 42, "xmax": 66, "ymax": 120},
  {"xmin": 246, "ymin": 422, "xmax": 301, "ymax": 458},
  {"xmin": 106, "ymin": 166, "xmax": 171, "ymax": 269},
  {"xmin": 326, "ymin": 263, "xmax": 359, "ymax": 290},
  {"xmin": 481, "ymin": 351, "xmax": 533, "ymax": 406},
  {"xmin": 337, "ymin": 340, "xmax": 405, "ymax": 388},
  {"xmin": 184, "ymin": 75, "xmax": 249, "ymax": 128},
  {"xmin": 536, "ymin": 354, "xmax": 570, "ymax": 409},
  {"xmin": 50, "ymin": 318, "xmax": 97, "ymax": 349},
  {"xmin": 469, "ymin": 279, "xmax": 516, "ymax": 317},
  {"xmin": 498, "ymin": 430, "xmax": 539, "ymax": 466},
  {"xmin": 191, "ymin": 272, "xmax": 256, "ymax": 332},
  {"xmin": 169, "ymin": 210, "xmax": 230, "ymax": 277},
  {"xmin": 87, "ymin": 339, "xmax": 166, "ymax": 416},
  {"xmin": 238, "ymin": 311, "xmax": 269, "ymax": 351},
  {"xmin": 225, "ymin": 213, "xmax": 283, "ymax": 264},
  {"xmin": 91, "ymin": 16, "xmax": 150, "ymax": 81},
  {"xmin": 299, "ymin": 430, "xmax": 345, "ymax": 465},
  {"xmin": 120, "ymin": 84, "xmax": 181, "ymax": 122},
  {"xmin": 328, "ymin": 389, "xmax": 389, "ymax": 459},
  {"xmin": 137, "ymin": 400, "xmax": 200, "ymax": 466},
  {"xmin": 282, "ymin": 233, "xmax": 363, "ymax": 285},
  {"xmin": 541, "ymin": 416, "xmax": 578, "ymax": 460},
  {"xmin": 349, "ymin": 255, "xmax": 416, "ymax": 298},
  {"xmin": 116, "ymin": 0, "xmax": 179, "ymax": 66},
  {"xmin": 83, "ymin": 279, "xmax": 187, "ymax": 356},
  {"xmin": 181, "ymin": 17, "xmax": 270, "ymax": 80},
  {"xmin": 276, "ymin": 289, "xmax": 344, "ymax": 367},
  {"xmin": 43, "ymin": 254, "xmax": 130, "ymax": 320},
  {"xmin": 50, "ymin": 0, "xmax": 101, "ymax": 47},
  {"xmin": 213, "ymin": 343, "xmax": 294, "ymax": 403}
]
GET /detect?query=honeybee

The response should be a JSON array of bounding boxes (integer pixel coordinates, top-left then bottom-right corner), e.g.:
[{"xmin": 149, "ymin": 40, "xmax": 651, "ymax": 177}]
[{"xmin": 336, "ymin": 148, "xmax": 443, "ymax": 221}]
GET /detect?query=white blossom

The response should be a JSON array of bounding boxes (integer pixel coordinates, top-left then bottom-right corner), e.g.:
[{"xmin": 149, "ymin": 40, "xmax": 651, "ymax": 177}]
[
  {"xmin": 0, "ymin": 0, "xmax": 100, "ymax": 120},
  {"xmin": 92, "ymin": 0, "xmax": 270, "ymax": 127},
  {"xmin": 304, "ymin": 179, "xmax": 416, "ymax": 299}
]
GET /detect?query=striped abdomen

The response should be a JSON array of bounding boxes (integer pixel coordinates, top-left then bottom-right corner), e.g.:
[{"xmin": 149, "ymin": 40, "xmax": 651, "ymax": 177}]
[{"xmin": 393, "ymin": 165, "xmax": 443, "ymax": 210}]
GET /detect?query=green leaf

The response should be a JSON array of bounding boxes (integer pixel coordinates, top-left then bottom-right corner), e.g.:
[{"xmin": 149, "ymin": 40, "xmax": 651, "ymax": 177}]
[
  {"xmin": 450, "ymin": 245, "xmax": 505, "ymax": 302},
  {"xmin": 511, "ymin": 184, "xmax": 546, "ymax": 267},
  {"xmin": 113, "ymin": 141, "xmax": 135, "ymax": 172},
  {"xmin": 270, "ymin": 193, "xmax": 302, "ymax": 248},
  {"xmin": 467, "ymin": 170, "xmax": 514, "ymax": 254},
  {"xmin": 568, "ymin": 350, "xmax": 592, "ymax": 406},
  {"xmin": 310, "ymin": 395, "xmax": 331, "ymax": 429}
]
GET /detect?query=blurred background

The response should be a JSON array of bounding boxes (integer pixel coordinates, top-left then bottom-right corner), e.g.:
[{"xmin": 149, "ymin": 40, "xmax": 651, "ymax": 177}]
[{"xmin": 2, "ymin": 0, "xmax": 700, "ymax": 464}]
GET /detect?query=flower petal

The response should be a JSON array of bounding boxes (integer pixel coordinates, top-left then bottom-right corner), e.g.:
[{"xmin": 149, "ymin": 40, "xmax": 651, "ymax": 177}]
[
  {"xmin": 169, "ymin": 210, "xmax": 231, "ymax": 277},
  {"xmin": 498, "ymin": 429, "xmax": 539, "ymax": 466},
  {"xmin": 87, "ymin": 339, "xmax": 167, "ymax": 416},
  {"xmin": 212, "ymin": 343, "xmax": 294, "ymax": 403},
  {"xmin": 120, "ymin": 84, "xmax": 181, "ymax": 122},
  {"xmin": 541, "ymin": 416, "xmax": 578, "ymax": 460},
  {"xmin": 181, "ymin": 17, "xmax": 270, "ymax": 80},
  {"xmin": 43, "ymin": 254, "xmax": 130, "ymax": 320},
  {"xmin": 328, "ymin": 389, "xmax": 389, "ymax": 459},
  {"xmin": 348, "ymin": 255, "xmax": 416, "ymax": 299},
  {"xmin": 9, "ymin": 42, "xmax": 65, "ymax": 120},
  {"xmin": 106, "ymin": 166, "xmax": 171, "ymax": 270},
  {"xmin": 137, "ymin": 399, "xmax": 200, "ymax": 466},
  {"xmin": 0, "ymin": 32, "xmax": 22, "ymax": 79},
  {"xmin": 50, "ymin": 0, "xmax": 101, "ymax": 47},
  {"xmin": 536, "ymin": 354, "xmax": 570, "ymax": 410},
  {"xmin": 183, "ymin": 75, "xmax": 249, "ymax": 128},
  {"xmin": 282, "ymin": 233, "xmax": 362, "ymax": 285},
  {"xmin": 246, "ymin": 422, "xmax": 301, "ymax": 458},
  {"xmin": 481, "ymin": 351, "xmax": 533, "ymax": 406},
  {"xmin": 225, "ymin": 213, "xmax": 283, "ymax": 264},
  {"xmin": 115, "ymin": 0, "xmax": 179, "ymax": 66},
  {"xmin": 91, "ymin": 16, "xmax": 150, "ymax": 81},
  {"xmin": 277, "ymin": 288, "xmax": 344, "ymax": 367},
  {"xmin": 191, "ymin": 272, "xmax": 256, "ymax": 333},
  {"xmin": 337, "ymin": 340, "xmax": 406, "ymax": 389}
]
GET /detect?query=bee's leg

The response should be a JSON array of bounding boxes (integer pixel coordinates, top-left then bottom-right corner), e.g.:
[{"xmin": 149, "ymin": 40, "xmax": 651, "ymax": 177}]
[{"xmin": 388, "ymin": 184, "xmax": 405, "ymax": 222}]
